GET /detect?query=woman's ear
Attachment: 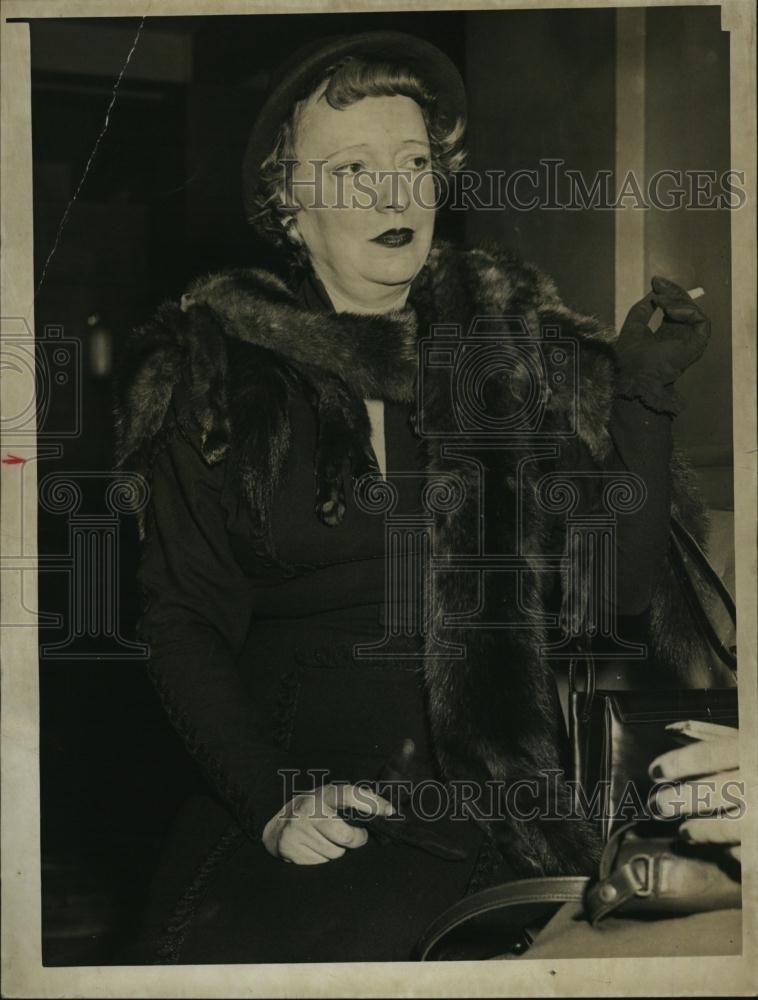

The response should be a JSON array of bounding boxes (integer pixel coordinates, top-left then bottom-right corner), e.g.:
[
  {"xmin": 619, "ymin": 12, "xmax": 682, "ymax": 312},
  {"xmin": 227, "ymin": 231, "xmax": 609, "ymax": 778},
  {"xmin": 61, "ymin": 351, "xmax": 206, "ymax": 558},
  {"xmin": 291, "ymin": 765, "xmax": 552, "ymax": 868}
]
[{"xmin": 283, "ymin": 215, "xmax": 304, "ymax": 247}]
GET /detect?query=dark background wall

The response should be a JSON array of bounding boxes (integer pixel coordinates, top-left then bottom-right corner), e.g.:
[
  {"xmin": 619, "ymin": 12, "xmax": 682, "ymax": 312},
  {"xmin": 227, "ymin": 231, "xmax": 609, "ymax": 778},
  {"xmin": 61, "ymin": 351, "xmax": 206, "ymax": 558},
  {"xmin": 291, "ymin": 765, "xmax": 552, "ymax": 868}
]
[
  {"xmin": 645, "ymin": 5, "xmax": 732, "ymax": 505},
  {"xmin": 464, "ymin": 6, "xmax": 733, "ymax": 503},
  {"xmin": 28, "ymin": 7, "xmax": 733, "ymax": 965},
  {"xmin": 464, "ymin": 8, "xmax": 617, "ymax": 323}
]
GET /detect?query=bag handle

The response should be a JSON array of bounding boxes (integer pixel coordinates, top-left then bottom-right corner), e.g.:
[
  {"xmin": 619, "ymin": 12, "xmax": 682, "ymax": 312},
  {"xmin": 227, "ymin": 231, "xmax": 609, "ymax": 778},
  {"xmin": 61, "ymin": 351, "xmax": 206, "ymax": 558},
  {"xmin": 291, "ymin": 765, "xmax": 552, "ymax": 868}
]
[
  {"xmin": 670, "ymin": 516, "xmax": 736, "ymax": 621},
  {"xmin": 568, "ymin": 646, "xmax": 596, "ymax": 722},
  {"xmin": 569, "ymin": 515, "xmax": 737, "ymax": 704},
  {"xmin": 584, "ymin": 821, "xmax": 643, "ymax": 924},
  {"xmin": 415, "ymin": 876, "xmax": 589, "ymax": 960},
  {"xmin": 669, "ymin": 515, "xmax": 737, "ymax": 671}
]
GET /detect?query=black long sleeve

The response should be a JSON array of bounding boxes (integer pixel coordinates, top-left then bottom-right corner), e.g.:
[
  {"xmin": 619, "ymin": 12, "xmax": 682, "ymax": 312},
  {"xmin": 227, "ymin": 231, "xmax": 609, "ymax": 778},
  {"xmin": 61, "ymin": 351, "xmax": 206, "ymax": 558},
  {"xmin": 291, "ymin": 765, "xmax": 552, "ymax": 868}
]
[
  {"xmin": 605, "ymin": 397, "xmax": 674, "ymax": 616},
  {"xmin": 136, "ymin": 398, "xmax": 294, "ymax": 840}
]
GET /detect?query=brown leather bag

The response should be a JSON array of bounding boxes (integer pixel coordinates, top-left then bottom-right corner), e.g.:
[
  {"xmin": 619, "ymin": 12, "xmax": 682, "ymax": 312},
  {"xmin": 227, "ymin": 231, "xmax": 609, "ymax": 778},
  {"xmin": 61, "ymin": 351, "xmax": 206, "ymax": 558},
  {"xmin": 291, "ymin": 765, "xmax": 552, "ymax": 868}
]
[
  {"xmin": 585, "ymin": 821, "xmax": 741, "ymax": 925},
  {"xmin": 416, "ymin": 820, "xmax": 741, "ymax": 960}
]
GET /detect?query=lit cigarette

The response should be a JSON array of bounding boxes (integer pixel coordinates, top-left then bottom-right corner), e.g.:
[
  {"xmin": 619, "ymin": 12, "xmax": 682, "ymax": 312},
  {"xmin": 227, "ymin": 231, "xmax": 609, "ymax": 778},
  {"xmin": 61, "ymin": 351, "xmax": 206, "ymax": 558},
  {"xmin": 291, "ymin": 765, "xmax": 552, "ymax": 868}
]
[
  {"xmin": 666, "ymin": 718, "xmax": 735, "ymax": 742},
  {"xmin": 650, "ymin": 286, "xmax": 705, "ymax": 331}
]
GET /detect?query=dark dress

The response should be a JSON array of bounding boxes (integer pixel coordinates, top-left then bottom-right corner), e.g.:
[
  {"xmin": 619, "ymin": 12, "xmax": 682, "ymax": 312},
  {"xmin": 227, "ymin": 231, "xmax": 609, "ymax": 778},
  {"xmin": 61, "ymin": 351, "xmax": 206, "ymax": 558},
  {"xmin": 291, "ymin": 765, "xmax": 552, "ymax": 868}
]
[
  {"xmin": 135, "ymin": 271, "xmax": 518, "ymax": 964},
  {"xmin": 134, "ymin": 268, "xmax": 674, "ymax": 963}
]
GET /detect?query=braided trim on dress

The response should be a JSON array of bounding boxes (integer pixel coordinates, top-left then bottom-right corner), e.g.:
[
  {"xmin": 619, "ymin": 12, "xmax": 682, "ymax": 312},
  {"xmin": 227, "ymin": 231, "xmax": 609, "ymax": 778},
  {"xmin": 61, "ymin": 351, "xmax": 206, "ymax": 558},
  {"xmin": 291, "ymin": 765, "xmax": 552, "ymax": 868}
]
[
  {"xmin": 146, "ymin": 657, "xmax": 263, "ymax": 839},
  {"xmin": 153, "ymin": 823, "xmax": 246, "ymax": 963}
]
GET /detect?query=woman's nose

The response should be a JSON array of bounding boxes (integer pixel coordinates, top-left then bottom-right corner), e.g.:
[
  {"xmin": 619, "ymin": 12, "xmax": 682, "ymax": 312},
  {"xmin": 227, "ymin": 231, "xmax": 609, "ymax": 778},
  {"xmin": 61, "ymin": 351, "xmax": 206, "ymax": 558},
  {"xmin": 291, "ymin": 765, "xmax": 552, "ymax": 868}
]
[{"xmin": 374, "ymin": 168, "xmax": 412, "ymax": 213}]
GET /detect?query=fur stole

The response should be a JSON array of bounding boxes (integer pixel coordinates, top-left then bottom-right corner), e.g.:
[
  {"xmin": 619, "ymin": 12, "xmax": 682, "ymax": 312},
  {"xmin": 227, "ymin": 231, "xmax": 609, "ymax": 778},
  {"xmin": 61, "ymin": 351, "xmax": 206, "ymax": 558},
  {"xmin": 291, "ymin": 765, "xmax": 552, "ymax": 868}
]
[{"xmin": 114, "ymin": 238, "xmax": 722, "ymax": 877}]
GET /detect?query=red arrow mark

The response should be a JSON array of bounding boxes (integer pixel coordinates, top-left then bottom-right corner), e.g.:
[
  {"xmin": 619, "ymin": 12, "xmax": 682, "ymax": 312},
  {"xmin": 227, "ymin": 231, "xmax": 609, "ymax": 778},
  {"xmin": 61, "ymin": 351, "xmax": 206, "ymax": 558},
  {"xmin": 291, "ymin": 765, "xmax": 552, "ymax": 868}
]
[{"xmin": 2, "ymin": 454, "xmax": 27, "ymax": 465}]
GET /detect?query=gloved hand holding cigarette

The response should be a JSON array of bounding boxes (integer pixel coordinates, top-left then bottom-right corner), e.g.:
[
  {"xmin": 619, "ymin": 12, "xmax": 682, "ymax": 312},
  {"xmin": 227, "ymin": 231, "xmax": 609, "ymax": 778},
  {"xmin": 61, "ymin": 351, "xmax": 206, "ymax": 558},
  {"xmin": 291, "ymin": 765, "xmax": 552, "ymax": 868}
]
[{"xmin": 614, "ymin": 276, "xmax": 711, "ymax": 415}]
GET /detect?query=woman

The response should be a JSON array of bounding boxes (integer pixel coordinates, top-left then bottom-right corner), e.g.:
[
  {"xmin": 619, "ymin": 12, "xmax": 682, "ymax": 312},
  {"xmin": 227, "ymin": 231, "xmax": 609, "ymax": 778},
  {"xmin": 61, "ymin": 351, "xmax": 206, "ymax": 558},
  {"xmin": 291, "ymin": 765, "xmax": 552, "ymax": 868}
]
[{"xmin": 114, "ymin": 31, "xmax": 732, "ymax": 963}]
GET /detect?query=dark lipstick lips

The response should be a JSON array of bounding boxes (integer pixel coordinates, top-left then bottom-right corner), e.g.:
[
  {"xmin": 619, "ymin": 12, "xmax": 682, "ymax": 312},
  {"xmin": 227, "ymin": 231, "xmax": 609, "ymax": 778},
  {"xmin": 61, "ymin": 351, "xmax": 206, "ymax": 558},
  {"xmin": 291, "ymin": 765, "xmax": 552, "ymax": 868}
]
[{"xmin": 371, "ymin": 228, "xmax": 414, "ymax": 247}]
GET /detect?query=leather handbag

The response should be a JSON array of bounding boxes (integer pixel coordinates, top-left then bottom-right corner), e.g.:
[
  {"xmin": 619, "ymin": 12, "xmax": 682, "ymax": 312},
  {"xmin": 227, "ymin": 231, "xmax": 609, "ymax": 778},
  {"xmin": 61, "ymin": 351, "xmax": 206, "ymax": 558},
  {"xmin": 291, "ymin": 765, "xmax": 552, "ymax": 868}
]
[
  {"xmin": 585, "ymin": 821, "xmax": 741, "ymax": 925},
  {"xmin": 416, "ymin": 820, "xmax": 741, "ymax": 960},
  {"xmin": 569, "ymin": 515, "xmax": 738, "ymax": 841}
]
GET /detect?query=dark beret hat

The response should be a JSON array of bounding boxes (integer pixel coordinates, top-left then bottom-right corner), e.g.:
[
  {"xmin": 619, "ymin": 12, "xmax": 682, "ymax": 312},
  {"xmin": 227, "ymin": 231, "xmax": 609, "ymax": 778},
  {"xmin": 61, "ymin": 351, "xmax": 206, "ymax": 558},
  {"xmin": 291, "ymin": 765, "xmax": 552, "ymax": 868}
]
[{"xmin": 241, "ymin": 30, "xmax": 466, "ymax": 219}]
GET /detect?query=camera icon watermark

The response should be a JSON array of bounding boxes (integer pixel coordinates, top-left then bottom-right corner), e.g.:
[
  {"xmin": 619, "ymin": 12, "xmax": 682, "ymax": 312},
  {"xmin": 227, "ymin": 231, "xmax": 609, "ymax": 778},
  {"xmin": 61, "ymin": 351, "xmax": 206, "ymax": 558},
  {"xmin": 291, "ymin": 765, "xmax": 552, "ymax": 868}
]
[
  {"xmin": 416, "ymin": 316, "xmax": 577, "ymax": 439},
  {"xmin": 1, "ymin": 318, "xmax": 82, "ymax": 439}
]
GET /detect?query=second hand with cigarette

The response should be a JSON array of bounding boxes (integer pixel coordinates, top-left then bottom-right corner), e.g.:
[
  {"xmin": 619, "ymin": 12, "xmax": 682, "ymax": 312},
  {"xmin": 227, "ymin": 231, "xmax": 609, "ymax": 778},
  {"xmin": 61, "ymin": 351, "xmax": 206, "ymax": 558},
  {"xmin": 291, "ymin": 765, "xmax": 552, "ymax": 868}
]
[
  {"xmin": 649, "ymin": 285, "xmax": 705, "ymax": 332},
  {"xmin": 665, "ymin": 718, "xmax": 735, "ymax": 746}
]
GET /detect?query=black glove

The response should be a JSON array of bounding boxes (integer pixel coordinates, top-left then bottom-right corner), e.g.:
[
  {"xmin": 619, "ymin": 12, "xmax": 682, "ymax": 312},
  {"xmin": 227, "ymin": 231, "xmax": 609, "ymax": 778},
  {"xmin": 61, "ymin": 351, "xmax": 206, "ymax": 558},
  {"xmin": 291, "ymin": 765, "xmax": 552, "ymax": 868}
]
[
  {"xmin": 614, "ymin": 275, "xmax": 711, "ymax": 415},
  {"xmin": 338, "ymin": 738, "xmax": 468, "ymax": 862}
]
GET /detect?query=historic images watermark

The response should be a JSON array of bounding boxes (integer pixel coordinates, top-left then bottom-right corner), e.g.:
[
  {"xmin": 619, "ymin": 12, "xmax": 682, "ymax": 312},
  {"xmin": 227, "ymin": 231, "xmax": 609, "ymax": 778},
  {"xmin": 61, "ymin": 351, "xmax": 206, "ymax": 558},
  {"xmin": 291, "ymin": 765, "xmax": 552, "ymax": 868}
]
[
  {"xmin": 275, "ymin": 158, "xmax": 748, "ymax": 212},
  {"xmin": 274, "ymin": 768, "xmax": 747, "ymax": 825}
]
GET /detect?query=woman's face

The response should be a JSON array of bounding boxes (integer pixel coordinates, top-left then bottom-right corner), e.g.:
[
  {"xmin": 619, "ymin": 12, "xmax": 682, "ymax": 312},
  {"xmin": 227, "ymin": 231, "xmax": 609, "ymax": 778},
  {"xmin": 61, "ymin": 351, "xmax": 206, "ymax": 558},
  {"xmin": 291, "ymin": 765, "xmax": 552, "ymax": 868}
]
[{"xmin": 288, "ymin": 89, "xmax": 437, "ymax": 306}]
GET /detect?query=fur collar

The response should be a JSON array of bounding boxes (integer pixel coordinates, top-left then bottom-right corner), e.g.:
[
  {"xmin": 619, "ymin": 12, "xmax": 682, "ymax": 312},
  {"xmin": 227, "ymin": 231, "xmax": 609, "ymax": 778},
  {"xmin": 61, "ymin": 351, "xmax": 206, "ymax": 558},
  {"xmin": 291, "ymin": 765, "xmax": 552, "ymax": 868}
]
[{"xmin": 115, "ymin": 238, "xmax": 617, "ymax": 529}]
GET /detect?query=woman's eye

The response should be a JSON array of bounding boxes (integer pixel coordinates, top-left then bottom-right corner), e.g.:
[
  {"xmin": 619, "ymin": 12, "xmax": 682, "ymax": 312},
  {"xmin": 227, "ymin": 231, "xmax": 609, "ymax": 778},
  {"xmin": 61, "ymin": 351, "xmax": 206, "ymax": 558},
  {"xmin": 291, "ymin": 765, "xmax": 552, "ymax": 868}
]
[
  {"xmin": 407, "ymin": 155, "xmax": 431, "ymax": 171},
  {"xmin": 332, "ymin": 162, "xmax": 364, "ymax": 176}
]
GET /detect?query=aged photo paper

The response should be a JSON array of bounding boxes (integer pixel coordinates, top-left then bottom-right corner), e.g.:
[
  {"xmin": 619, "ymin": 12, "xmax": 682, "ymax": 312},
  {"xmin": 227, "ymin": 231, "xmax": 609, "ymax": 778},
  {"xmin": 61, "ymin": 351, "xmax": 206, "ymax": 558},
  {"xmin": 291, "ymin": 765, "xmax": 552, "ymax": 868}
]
[{"xmin": 1, "ymin": 0, "xmax": 756, "ymax": 996}]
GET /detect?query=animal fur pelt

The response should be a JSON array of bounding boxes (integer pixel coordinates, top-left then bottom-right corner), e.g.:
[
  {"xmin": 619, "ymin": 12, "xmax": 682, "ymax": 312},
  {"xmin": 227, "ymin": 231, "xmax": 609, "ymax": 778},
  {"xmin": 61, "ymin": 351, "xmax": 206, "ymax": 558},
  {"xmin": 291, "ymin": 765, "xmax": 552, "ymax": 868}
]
[{"xmin": 114, "ymin": 238, "xmax": 729, "ymax": 878}]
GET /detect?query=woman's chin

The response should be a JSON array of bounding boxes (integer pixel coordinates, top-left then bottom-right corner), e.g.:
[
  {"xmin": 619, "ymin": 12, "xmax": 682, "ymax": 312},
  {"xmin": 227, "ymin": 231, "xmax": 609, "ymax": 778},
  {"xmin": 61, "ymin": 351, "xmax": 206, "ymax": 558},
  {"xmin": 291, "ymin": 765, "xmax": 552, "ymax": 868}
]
[{"xmin": 361, "ymin": 249, "xmax": 426, "ymax": 285}]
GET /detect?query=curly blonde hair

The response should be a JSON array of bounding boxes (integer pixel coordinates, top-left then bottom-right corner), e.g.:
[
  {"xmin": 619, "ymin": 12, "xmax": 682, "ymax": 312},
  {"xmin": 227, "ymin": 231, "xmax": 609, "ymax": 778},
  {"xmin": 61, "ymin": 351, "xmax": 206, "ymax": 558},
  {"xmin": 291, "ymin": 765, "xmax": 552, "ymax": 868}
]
[{"xmin": 246, "ymin": 55, "xmax": 467, "ymax": 267}]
